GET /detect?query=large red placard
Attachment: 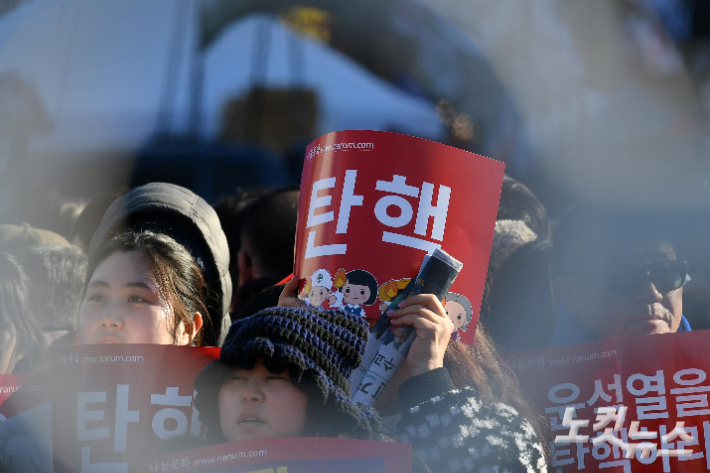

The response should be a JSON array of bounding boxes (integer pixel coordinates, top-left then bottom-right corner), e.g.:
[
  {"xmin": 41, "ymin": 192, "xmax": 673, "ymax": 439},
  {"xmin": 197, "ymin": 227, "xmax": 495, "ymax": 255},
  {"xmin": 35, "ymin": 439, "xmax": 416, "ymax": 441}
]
[{"xmin": 294, "ymin": 130, "xmax": 504, "ymax": 345}]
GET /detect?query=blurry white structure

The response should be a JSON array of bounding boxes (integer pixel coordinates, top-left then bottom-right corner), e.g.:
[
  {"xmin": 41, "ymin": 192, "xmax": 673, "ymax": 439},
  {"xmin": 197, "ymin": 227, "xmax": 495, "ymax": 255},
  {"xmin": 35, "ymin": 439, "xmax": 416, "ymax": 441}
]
[
  {"xmin": 0, "ymin": 1, "xmax": 443, "ymax": 153},
  {"xmin": 423, "ymin": 0, "xmax": 704, "ymax": 208}
]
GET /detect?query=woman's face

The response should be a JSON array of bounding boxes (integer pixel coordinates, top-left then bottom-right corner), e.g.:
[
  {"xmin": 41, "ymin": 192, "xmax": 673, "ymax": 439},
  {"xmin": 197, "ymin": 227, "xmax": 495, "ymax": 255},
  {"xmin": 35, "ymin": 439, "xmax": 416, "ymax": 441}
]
[
  {"xmin": 218, "ymin": 358, "xmax": 308, "ymax": 442},
  {"xmin": 77, "ymin": 250, "xmax": 177, "ymax": 345}
]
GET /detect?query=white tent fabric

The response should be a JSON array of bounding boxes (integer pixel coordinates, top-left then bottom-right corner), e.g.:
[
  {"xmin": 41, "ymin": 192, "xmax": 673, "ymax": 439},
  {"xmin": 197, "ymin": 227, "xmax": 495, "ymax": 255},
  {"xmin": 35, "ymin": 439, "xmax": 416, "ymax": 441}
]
[{"xmin": 0, "ymin": 0, "xmax": 443, "ymax": 154}]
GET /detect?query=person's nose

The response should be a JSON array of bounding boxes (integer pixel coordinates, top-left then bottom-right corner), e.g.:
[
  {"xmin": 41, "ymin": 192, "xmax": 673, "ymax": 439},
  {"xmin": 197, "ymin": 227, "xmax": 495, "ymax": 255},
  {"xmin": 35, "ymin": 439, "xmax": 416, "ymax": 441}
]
[
  {"xmin": 636, "ymin": 280, "xmax": 664, "ymax": 303},
  {"xmin": 99, "ymin": 303, "xmax": 124, "ymax": 331},
  {"xmin": 241, "ymin": 379, "xmax": 264, "ymax": 403}
]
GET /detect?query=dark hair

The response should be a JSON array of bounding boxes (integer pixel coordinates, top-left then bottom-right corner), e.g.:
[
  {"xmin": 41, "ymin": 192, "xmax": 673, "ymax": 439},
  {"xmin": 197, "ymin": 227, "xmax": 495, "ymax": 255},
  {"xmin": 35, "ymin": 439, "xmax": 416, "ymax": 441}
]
[
  {"xmin": 443, "ymin": 327, "xmax": 551, "ymax": 462},
  {"xmin": 239, "ymin": 188, "xmax": 300, "ymax": 279},
  {"xmin": 87, "ymin": 231, "xmax": 213, "ymax": 345},
  {"xmin": 498, "ymin": 176, "xmax": 550, "ymax": 240},
  {"xmin": 342, "ymin": 270, "xmax": 378, "ymax": 305},
  {"xmin": 73, "ymin": 189, "xmax": 128, "ymax": 250},
  {"xmin": 552, "ymin": 206, "xmax": 676, "ymax": 276},
  {"xmin": 0, "ymin": 252, "xmax": 46, "ymax": 372},
  {"xmin": 19, "ymin": 245, "xmax": 88, "ymax": 330},
  {"xmin": 234, "ymin": 284, "xmax": 283, "ymax": 320},
  {"xmin": 213, "ymin": 188, "xmax": 271, "ymax": 285},
  {"xmin": 481, "ymin": 240, "xmax": 557, "ymax": 352}
]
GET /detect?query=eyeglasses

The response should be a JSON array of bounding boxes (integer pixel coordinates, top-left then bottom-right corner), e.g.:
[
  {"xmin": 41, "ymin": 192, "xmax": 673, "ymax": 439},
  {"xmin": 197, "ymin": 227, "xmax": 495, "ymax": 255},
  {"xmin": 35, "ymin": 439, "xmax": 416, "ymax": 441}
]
[{"xmin": 606, "ymin": 260, "xmax": 688, "ymax": 294}]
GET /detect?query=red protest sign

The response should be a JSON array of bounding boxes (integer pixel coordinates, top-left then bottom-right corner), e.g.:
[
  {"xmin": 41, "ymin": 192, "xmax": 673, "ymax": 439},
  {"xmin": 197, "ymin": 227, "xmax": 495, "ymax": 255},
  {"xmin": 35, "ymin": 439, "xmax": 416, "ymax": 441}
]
[
  {"xmin": 294, "ymin": 130, "xmax": 504, "ymax": 344},
  {"xmin": 508, "ymin": 331, "xmax": 710, "ymax": 472},
  {"xmin": 51, "ymin": 344, "xmax": 219, "ymax": 473},
  {"xmin": 135, "ymin": 437, "xmax": 412, "ymax": 473},
  {"xmin": 0, "ymin": 372, "xmax": 47, "ymax": 422}
]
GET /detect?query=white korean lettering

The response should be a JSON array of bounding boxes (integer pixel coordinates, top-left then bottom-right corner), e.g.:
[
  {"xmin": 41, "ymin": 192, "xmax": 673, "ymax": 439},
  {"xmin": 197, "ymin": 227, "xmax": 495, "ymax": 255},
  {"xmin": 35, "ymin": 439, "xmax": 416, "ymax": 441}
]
[
  {"xmin": 336, "ymin": 170, "xmax": 363, "ymax": 234},
  {"xmin": 628, "ymin": 371, "xmax": 666, "ymax": 396},
  {"xmin": 152, "ymin": 408, "xmax": 188, "ymax": 440},
  {"xmin": 414, "ymin": 182, "xmax": 450, "ymax": 241},
  {"xmin": 306, "ymin": 177, "xmax": 336, "ymax": 228},
  {"xmin": 151, "ymin": 387, "xmax": 192, "ymax": 440},
  {"xmin": 375, "ymin": 196, "xmax": 413, "ymax": 228},
  {"xmin": 375, "ymin": 175, "xmax": 419, "ymax": 197},
  {"xmin": 114, "ymin": 385, "xmax": 139, "ymax": 452},
  {"xmin": 77, "ymin": 391, "xmax": 109, "ymax": 442},
  {"xmin": 151, "ymin": 387, "xmax": 192, "ymax": 407},
  {"xmin": 593, "ymin": 406, "xmax": 627, "ymax": 433},
  {"xmin": 555, "ymin": 407, "xmax": 589, "ymax": 443},
  {"xmin": 381, "ymin": 232, "xmax": 441, "ymax": 253},
  {"xmin": 304, "ymin": 231, "xmax": 347, "ymax": 259},
  {"xmin": 549, "ymin": 383, "xmax": 581, "ymax": 404}
]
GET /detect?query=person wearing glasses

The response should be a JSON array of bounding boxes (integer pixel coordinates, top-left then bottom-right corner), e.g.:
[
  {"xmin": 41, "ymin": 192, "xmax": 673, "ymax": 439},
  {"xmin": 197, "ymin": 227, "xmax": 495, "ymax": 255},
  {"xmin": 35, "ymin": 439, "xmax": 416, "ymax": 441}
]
[{"xmin": 549, "ymin": 206, "xmax": 690, "ymax": 347}]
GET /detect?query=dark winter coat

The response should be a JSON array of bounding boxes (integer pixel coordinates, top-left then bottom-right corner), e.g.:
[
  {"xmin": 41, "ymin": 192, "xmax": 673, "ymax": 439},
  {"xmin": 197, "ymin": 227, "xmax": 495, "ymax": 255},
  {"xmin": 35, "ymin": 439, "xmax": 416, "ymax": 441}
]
[{"xmin": 394, "ymin": 368, "xmax": 547, "ymax": 472}]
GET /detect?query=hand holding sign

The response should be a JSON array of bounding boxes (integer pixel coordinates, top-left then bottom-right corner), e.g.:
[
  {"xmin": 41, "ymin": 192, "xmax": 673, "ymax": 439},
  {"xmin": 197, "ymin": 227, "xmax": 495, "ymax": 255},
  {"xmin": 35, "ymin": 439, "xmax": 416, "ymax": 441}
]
[
  {"xmin": 278, "ymin": 277, "xmax": 307, "ymax": 309},
  {"xmin": 387, "ymin": 294, "xmax": 453, "ymax": 376},
  {"xmin": 352, "ymin": 248, "xmax": 462, "ymax": 405}
]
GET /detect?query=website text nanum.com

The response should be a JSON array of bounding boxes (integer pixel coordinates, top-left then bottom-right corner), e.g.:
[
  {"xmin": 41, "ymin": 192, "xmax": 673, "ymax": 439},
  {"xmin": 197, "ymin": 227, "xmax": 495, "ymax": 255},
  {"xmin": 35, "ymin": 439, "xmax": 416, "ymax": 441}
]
[
  {"xmin": 0, "ymin": 384, "xmax": 44, "ymax": 394},
  {"xmin": 80, "ymin": 355, "xmax": 144, "ymax": 364},
  {"xmin": 191, "ymin": 449, "xmax": 268, "ymax": 466},
  {"xmin": 307, "ymin": 142, "xmax": 374, "ymax": 160},
  {"xmin": 548, "ymin": 350, "xmax": 617, "ymax": 366}
]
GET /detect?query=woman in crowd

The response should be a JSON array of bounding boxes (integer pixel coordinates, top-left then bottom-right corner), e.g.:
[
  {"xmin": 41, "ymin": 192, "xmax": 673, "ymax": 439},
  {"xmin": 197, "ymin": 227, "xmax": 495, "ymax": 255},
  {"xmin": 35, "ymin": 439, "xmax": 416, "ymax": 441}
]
[
  {"xmin": 89, "ymin": 182, "xmax": 232, "ymax": 346},
  {"xmin": 0, "ymin": 252, "xmax": 46, "ymax": 374},
  {"xmin": 193, "ymin": 305, "xmax": 379, "ymax": 444},
  {"xmin": 0, "ymin": 231, "xmax": 215, "ymax": 473},
  {"xmin": 78, "ymin": 230, "xmax": 213, "ymax": 346},
  {"xmin": 278, "ymin": 277, "xmax": 548, "ymax": 472}
]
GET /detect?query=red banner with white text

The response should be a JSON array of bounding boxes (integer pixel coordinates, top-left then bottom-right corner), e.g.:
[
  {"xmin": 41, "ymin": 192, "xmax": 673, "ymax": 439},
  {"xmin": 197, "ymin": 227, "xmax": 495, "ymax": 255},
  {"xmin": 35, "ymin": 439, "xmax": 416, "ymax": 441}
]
[{"xmin": 508, "ymin": 331, "xmax": 710, "ymax": 472}]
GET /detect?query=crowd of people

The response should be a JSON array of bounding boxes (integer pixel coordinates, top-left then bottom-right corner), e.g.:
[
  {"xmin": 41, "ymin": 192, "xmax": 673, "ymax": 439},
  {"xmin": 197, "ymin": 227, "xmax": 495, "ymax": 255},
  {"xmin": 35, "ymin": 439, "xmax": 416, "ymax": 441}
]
[{"xmin": 0, "ymin": 173, "xmax": 702, "ymax": 473}]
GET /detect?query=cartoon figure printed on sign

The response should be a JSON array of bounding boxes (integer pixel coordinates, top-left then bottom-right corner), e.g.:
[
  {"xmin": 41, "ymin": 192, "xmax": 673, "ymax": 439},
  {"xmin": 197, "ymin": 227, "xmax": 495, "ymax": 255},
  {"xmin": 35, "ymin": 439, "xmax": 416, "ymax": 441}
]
[
  {"xmin": 444, "ymin": 292, "xmax": 473, "ymax": 342},
  {"xmin": 327, "ymin": 268, "xmax": 347, "ymax": 309},
  {"xmin": 302, "ymin": 269, "xmax": 332, "ymax": 308},
  {"xmin": 328, "ymin": 268, "xmax": 378, "ymax": 318},
  {"xmin": 377, "ymin": 278, "xmax": 411, "ymax": 314}
]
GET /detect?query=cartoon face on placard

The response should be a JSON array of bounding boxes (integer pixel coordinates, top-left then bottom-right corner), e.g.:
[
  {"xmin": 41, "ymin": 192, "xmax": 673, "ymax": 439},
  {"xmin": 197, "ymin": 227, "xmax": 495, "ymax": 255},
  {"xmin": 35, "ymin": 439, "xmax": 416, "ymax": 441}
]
[
  {"xmin": 444, "ymin": 292, "xmax": 473, "ymax": 343},
  {"xmin": 294, "ymin": 131, "xmax": 504, "ymax": 345}
]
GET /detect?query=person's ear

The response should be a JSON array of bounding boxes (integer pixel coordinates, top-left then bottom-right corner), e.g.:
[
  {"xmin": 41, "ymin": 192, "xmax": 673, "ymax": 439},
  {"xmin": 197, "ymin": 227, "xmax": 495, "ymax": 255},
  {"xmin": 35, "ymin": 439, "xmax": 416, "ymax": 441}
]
[{"xmin": 176, "ymin": 312, "xmax": 204, "ymax": 346}]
